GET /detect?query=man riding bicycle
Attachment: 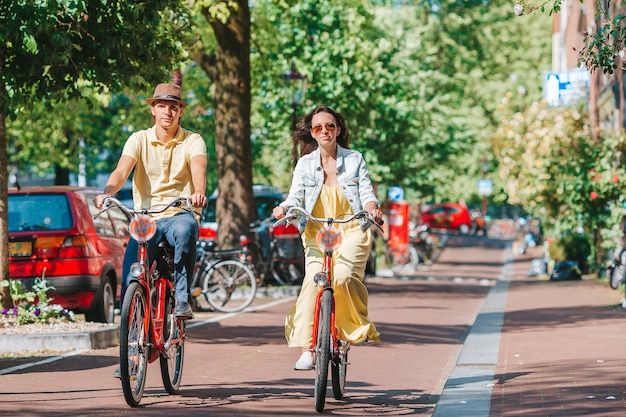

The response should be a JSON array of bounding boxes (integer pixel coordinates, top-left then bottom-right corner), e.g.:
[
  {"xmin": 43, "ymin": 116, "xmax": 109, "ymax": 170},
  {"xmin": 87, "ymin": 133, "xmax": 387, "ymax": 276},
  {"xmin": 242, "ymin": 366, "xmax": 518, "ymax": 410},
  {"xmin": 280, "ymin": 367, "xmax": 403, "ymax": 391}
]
[{"xmin": 95, "ymin": 82, "xmax": 207, "ymax": 325}]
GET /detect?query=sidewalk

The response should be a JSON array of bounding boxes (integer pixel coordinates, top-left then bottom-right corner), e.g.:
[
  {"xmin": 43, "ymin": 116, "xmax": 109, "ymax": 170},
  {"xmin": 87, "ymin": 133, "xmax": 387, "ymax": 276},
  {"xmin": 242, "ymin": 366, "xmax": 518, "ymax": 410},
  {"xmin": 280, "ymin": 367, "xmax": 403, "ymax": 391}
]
[{"xmin": 489, "ymin": 246, "xmax": 626, "ymax": 416}]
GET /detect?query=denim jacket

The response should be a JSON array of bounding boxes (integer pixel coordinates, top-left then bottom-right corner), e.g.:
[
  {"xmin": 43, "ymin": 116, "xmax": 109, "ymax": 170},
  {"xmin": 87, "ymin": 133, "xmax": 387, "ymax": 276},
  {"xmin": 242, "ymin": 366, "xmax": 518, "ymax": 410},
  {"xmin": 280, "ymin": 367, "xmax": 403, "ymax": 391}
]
[{"xmin": 281, "ymin": 144, "xmax": 379, "ymax": 229}]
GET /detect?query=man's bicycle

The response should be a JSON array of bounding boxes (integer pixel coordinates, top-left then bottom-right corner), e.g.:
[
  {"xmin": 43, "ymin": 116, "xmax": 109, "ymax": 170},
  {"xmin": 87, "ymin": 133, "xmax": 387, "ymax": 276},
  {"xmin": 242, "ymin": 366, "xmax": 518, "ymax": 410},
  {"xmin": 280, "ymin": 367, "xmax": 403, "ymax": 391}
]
[
  {"xmin": 276, "ymin": 207, "xmax": 382, "ymax": 413},
  {"xmin": 95, "ymin": 196, "xmax": 200, "ymax": 407}
]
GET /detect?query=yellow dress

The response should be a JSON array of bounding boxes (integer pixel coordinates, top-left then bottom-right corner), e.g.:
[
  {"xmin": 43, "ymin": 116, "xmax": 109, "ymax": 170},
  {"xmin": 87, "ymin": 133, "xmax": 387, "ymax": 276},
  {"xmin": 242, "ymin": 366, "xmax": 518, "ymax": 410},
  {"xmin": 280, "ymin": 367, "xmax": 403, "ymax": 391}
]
[{"xmin": 285, "ymin": 185, "xmax": 380, "ymax": 347}]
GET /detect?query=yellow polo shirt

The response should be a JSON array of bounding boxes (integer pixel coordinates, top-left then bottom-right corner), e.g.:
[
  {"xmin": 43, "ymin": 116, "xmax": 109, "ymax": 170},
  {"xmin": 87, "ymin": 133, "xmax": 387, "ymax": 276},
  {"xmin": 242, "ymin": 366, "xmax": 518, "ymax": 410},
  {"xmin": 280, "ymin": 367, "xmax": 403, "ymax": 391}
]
[{"xmin": 122, "ymin": 125, "xmax": 207, "ymax": 219}]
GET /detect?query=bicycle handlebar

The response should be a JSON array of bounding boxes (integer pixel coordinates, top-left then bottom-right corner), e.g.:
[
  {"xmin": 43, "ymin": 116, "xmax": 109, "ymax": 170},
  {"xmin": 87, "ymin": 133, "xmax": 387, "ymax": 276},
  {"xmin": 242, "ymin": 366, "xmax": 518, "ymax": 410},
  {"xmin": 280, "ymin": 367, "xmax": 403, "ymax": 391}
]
[
  {"xmin": 274, "ymin": 206, "xmax": 384, "ymax": 234},
  {"xmin": 94, "ymin": 196, "xmax": 200, "ymax": 220}
]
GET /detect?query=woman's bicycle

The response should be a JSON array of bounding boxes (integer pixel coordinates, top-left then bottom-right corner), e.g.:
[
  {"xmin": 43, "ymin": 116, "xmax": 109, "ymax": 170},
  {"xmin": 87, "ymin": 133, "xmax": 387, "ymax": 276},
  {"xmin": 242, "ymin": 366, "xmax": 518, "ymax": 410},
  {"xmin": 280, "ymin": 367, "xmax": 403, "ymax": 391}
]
[
  {"xmin": 190, "ymin": 238, "xmax": 257, "ymax": 313},
  {"xmin": 94, "ymin": 196, "xmax": 200, "ymax": 407},
  {"xmin": 275, "ymin": 207, "xmax": 382, "ymax": 413}
]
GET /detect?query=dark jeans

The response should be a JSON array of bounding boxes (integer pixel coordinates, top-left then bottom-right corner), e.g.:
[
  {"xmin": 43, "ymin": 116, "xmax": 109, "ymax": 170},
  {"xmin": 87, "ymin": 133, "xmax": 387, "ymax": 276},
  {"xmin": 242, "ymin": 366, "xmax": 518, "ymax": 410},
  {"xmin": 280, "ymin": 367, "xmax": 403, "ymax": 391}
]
[{"xmin": 120, "ymin": 212, "xmax": 198, "ymax": 308}]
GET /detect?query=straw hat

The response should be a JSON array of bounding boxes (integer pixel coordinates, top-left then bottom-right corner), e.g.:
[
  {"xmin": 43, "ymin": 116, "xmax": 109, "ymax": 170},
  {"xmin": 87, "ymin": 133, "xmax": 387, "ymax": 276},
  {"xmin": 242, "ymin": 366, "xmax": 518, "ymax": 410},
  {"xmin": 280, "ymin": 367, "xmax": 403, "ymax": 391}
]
[{"xmin": 146, "ymin": 83, "xmax": 188, "ymax": 108}]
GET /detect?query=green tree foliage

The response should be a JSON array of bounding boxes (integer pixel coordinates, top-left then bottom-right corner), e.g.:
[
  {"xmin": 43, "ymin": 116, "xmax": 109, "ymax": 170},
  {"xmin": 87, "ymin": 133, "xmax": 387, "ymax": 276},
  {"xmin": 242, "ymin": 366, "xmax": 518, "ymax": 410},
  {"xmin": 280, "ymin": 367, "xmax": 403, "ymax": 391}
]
[
  {"xmin": 1, "ymin": 0, "xmax": 189, "ymax": 308},
  {"xmin": 493, "ymin": 98, "xmax": 626, "ymax": 267},
  {"xmin": 4, "ymin": 0, "xmax": 555, "ymax": 253},
  {"xmin": 250, "ymin": 0, "xmax": 551, "ymax": 208}
]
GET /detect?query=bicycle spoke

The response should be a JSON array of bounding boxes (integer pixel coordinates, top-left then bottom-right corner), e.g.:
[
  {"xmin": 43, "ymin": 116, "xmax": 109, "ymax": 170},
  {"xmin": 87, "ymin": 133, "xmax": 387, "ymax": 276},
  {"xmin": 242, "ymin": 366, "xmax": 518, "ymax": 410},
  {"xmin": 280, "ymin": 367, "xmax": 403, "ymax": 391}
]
[{"xmin": 202, "ymin": 259, "xmax": 257, "ymax": 313}]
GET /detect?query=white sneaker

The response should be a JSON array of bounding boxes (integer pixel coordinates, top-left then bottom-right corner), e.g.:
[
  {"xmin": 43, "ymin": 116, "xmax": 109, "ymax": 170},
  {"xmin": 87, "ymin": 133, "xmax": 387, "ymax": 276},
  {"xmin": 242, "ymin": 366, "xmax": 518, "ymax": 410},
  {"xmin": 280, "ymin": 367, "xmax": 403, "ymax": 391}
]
[{"xmin": 294, "ymin": 351, "xmax": 314, "ymax": 370}]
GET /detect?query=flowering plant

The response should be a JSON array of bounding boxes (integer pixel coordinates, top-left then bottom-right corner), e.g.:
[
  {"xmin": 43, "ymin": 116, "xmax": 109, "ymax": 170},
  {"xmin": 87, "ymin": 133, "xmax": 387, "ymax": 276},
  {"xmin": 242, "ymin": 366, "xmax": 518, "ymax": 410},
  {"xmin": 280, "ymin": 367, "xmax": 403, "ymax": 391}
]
[{"xmin": 1, "ymin": 276, "xmax": 75, "ymax": 325}]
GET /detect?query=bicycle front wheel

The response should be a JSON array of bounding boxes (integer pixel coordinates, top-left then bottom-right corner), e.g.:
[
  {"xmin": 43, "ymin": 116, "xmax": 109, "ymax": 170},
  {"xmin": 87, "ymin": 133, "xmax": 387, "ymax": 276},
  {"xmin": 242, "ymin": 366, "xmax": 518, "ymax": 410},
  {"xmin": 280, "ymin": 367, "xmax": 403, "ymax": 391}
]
[
  {"xmin": 314, "ymin": 290, "xmax": 332, "ymax": 413},
  {"xmin": 160, "ymin": 288, "xmax": 185, "ymax": 394},
  {"xmin": 202, "ymin": 259, "xmax": 257, "ymax": 313},
  {"xmin": 120, "ymin": 282, "xmax": 149, "ymax": 407},
  {"xmin": 331, "ymin": 342, "xmax": 348, "ymax": 400}
]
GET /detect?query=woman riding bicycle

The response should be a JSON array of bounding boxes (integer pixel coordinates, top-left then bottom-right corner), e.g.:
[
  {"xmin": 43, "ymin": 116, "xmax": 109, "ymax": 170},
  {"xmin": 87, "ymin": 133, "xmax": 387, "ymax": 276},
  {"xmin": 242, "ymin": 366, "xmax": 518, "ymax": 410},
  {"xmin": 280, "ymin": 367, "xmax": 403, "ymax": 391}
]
[{"xmin": 272, "ymin": 106, "xmax": 382, "ymax": 371}]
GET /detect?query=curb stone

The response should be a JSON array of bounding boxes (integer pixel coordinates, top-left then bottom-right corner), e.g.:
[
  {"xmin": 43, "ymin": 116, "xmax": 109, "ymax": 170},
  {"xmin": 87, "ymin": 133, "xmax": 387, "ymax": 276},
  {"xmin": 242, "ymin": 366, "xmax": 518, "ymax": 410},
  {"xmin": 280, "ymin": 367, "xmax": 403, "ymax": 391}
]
[
  {"xmin": 0, "ymin": 287, "xmax": 301, "ymax": 355},
  {"xmin": 0, "ymin": 325, "xmax": 119, "ymax": 354}
]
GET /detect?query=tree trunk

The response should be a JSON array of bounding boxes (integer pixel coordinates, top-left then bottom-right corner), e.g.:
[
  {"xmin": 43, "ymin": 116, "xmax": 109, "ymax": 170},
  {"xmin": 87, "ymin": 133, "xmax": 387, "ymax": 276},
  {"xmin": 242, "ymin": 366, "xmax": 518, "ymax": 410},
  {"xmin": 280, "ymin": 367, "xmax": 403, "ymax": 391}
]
[
  {"xmin": 209, "ymin": 1, "xmax": 254, "ymax": 249},
  {"xmin": 0, "ymin": 43, "xmax": 12, "ymax": 309},
  {"xmin": 588, "ymin": 69, "xmax": 600, "ymax": 142}
]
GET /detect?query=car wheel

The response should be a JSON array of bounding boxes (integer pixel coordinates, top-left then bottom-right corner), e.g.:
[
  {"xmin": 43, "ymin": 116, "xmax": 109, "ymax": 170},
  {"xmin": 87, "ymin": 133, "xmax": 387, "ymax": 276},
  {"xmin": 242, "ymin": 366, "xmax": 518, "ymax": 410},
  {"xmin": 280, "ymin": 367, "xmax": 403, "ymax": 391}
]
[
  {"xmin": 459, "ymin": 224, "xmax": 470, "ymax": 234},
  {"xmin": 85, "ymin": 276, "xmax": 115, "ymax": 323}
]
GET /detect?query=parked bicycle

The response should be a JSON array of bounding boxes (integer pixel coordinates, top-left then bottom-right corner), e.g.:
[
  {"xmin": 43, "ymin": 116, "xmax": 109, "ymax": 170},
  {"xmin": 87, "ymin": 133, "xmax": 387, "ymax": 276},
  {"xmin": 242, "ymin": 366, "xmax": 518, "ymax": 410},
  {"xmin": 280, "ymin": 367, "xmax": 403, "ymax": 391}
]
[
  {"xmin": 411, "ymin": 224, "xmax": 435, "ymax": 262},
  {"xmin": 244, "ymin": 217, "xmax": 304, "ymax": 287},
  {"xmin": 385, "ymin": 238, "xmax": 420, "ymax": 274},
  {"xmin": 607, "ymin": 244, "xmax": 626, "ymax": 290},
  {"xmin": 94, "ymin": 196, "xmax": 200, "ymax": 407},
  {"xmin": 275, "ymin": 206, "xmax": 382, "ymax": 412},
  {"xmin": 190, "ymin": 237, "xmax": 257, "ymax": 313}
]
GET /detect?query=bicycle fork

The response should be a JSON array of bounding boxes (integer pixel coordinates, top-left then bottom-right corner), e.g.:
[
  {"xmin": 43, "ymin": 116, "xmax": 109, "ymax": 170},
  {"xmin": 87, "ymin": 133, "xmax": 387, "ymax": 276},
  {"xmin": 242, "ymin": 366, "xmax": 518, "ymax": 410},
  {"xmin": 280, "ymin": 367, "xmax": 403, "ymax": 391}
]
[{"xmin": 311, "ymin": 252, "xmax": 343, "ymax": 359}]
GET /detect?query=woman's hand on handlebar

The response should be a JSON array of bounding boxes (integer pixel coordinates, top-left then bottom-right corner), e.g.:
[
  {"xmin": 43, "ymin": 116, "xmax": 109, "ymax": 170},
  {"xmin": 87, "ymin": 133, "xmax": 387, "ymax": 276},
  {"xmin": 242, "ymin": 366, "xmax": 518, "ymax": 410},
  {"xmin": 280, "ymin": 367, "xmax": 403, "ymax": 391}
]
[
  {"xmin": 273, "ymin": 205, "xmax": 286, "ymax": 220},
  {"xmin": 364, "ymin": 202, "xmax": 384, "ymax": 225},
  {"xmin": 368, "ymin": 208, "xmax": 384, "ymax": 225}
]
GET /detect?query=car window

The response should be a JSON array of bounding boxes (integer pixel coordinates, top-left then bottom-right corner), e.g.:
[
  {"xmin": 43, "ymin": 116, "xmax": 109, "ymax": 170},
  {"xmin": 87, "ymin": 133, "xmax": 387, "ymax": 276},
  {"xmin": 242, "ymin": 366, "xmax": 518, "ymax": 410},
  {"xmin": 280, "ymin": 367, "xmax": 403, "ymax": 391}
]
[
  {"xmin": 448, "ymin": 207, "xmax": 461, "ymax": 214},
  {"xmin": 255, "ymin": 196, "xmax": 282, "ymax": 221},
  {"xmin": 109, "ymin": 206, "xmax": 130, "ymax": 238},
  {"xmin": 203, "ymin": 198, "xmax": 217, "ymax": 222},
  {"xmin": 429, "ymin": 207, "xmax": 446, "ymax": 215},
  {"xmin": 86, "ymin": 195, "xmax": 117, "ymax": 237},
  {"xmin": 203, "ymin": 194, "xmax": 282, "ymax": 223},
  {"xmin": 8, "ymin": 193, "xmax": 73, "ymax": 231}
]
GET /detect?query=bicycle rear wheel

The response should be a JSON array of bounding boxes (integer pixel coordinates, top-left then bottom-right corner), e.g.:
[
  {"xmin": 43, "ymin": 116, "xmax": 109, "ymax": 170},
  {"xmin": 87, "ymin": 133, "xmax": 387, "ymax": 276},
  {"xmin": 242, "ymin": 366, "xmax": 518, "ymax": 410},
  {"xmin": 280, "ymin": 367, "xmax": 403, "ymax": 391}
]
[
  {"xmin": 331, "ymin": 342, "xmax": 348, "ymax": 400},
  {"xmin": 202, "ymin": 259, "xmax": 257, "ymax": 313},
  {"xmin": 314, "ymin": 290, "xmax": 332, "ymax": 412},
  {"xmin": 160, "ymin": 288, "xmax": 185, "ymax": 394},
  {"xmin": 120, "ymin": 282, "xmax": 149, "ymax": 407}
]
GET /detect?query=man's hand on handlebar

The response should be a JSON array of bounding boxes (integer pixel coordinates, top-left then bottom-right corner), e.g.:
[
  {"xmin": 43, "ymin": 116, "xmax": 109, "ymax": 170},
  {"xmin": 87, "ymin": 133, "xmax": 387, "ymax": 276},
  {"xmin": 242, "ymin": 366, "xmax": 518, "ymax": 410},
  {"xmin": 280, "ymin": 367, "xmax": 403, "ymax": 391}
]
[
  {"xmin": 189, "ymin": 191, "xmax": 207, "ymax": 208},
  {"xmin": 94, "ymin": 194, "xmax": 111, "ymax": 209}
]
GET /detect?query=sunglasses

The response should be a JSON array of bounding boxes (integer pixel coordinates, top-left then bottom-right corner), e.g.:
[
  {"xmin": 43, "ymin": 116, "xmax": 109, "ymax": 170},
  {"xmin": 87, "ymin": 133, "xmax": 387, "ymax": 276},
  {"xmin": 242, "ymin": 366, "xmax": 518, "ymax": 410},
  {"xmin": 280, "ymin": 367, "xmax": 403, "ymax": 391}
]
[{"xmin": 310, "ymin": 123, "xmax": 337, "ymax": 135}]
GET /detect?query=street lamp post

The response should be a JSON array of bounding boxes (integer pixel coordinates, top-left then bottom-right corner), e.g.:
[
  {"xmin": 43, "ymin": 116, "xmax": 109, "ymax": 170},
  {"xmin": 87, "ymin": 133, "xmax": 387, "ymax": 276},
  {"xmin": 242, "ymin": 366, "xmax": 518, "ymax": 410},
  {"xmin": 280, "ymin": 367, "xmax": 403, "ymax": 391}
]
[
  {"xmin": 479, "ymin": 158, "xmax": 491, "ymax": 217},
  {"xmin": 282, "ymin": 64, "xmax": 307, "ymax": 166}
]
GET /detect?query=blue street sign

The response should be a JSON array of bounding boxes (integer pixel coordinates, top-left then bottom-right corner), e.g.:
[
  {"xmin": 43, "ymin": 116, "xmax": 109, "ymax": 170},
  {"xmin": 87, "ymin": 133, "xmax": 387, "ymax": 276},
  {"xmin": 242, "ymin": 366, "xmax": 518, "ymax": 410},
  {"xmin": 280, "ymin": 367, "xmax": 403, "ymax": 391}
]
[{"xmin": 388, "ymin": 186, "xmax": 404, "ymax": 201}]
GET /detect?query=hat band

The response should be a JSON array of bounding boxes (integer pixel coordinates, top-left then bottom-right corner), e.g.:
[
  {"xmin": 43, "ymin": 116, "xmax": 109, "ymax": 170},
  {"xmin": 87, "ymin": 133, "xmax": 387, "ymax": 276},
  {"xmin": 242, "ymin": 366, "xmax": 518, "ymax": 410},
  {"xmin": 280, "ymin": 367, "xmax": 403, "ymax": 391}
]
[{"xmin": 152, "ymin": 94, "xmax": 182, "ymax": 101}]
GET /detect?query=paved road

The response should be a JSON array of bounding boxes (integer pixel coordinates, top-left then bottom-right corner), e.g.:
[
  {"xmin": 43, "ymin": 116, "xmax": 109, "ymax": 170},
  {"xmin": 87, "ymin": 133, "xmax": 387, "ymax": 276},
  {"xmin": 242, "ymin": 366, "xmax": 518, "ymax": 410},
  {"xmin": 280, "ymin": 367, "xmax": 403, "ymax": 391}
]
[{"xmin": 0, "ymin": 235, "xmax": 509, "ymax": 416}]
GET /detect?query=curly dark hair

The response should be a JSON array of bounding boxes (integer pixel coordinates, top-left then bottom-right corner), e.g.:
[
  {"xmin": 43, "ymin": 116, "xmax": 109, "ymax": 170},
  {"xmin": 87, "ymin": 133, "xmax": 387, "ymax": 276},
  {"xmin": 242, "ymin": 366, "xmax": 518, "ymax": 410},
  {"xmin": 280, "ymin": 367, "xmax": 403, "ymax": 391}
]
[{"xmin": 291, "ymin": 106, "xmax": 350, "ymax": 163}]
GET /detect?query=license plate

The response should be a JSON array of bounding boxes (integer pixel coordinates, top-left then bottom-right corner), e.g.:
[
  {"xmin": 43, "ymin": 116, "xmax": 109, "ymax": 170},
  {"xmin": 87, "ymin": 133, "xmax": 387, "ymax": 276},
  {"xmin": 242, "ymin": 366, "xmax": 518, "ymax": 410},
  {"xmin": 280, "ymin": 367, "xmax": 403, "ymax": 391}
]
[{"xmin": 9, "ymin": 241, "xmax": 33, "ymax": 257}]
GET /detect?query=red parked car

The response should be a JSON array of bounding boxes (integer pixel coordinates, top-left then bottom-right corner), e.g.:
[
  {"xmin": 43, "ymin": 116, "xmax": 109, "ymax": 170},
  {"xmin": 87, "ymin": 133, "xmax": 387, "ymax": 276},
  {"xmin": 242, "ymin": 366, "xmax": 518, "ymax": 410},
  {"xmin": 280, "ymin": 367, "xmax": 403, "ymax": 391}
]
[
  {"xmin": 8, "ymin": 186, "xmax": 130, "ymax": 323},
  {"xmin": 421, "ymin": 202, "xmax": 474, "ymax": 234}
]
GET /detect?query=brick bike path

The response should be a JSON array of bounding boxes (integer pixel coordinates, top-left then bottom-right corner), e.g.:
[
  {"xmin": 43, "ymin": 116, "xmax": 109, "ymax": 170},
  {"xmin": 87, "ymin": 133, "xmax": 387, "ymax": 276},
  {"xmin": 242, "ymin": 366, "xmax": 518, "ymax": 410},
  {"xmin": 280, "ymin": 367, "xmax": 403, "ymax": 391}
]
[
  {"xmin": 490, "ymin": 246, "xmax": 626, "ymax": 416},
  {"xmin": 1, "ymin": 238, "xmax": 624, "ymax": 416}
]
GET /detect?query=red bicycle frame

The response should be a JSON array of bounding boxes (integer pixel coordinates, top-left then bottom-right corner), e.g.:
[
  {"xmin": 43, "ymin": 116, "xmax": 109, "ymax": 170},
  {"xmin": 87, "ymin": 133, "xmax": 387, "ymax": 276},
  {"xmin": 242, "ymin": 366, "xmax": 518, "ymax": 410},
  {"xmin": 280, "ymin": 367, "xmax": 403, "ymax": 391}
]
[
  {"xmin": 310, "ymin": 251, "xmax": 341, "ymax": 358},
  {"xmin": 132, "ymin": 242, "xmax": 184, "ymax": 364}
]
